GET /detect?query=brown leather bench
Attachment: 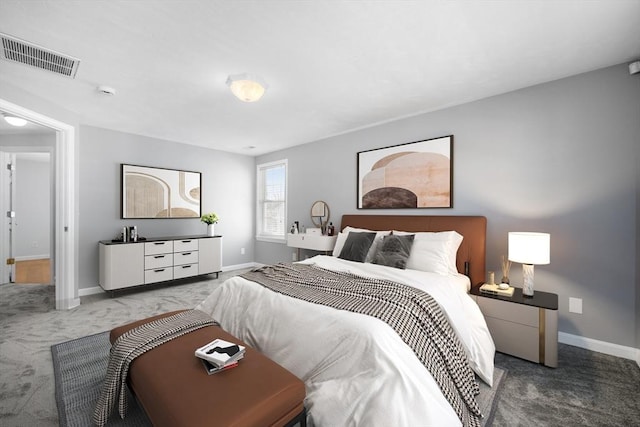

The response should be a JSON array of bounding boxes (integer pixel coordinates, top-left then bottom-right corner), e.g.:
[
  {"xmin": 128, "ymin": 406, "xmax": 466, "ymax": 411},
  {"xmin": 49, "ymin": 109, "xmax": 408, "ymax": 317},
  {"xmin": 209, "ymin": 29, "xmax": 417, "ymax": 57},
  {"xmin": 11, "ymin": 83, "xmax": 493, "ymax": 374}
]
[{"xmin": 110, "ymin": 310, "xmax": 306, "ymax": 427}]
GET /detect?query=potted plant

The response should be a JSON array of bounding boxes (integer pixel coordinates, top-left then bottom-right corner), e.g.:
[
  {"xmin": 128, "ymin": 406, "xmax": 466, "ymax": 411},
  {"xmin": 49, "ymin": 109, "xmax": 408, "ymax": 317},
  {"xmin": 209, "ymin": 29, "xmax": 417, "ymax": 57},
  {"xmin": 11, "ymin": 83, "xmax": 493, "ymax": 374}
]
[{"xmin": 201, "ymin": 212, "xmax": 219, "ymax": 236}]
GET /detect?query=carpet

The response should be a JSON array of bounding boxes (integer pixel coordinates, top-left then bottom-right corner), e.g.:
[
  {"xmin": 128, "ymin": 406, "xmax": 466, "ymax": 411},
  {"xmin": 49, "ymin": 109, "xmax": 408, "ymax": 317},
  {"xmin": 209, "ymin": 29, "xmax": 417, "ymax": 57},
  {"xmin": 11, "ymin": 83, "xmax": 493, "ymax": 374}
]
[{"xmin": 51, "ymin": 331, "xmax": 507, "ymax": 427}]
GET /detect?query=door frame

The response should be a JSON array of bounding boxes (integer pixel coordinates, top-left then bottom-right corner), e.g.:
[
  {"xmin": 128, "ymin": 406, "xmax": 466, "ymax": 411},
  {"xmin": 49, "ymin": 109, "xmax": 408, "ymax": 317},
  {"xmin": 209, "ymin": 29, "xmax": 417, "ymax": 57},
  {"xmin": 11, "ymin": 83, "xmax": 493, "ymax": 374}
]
[{"xmin": 0, "ymin": 98, "xmax": 78, "ymax": 310}]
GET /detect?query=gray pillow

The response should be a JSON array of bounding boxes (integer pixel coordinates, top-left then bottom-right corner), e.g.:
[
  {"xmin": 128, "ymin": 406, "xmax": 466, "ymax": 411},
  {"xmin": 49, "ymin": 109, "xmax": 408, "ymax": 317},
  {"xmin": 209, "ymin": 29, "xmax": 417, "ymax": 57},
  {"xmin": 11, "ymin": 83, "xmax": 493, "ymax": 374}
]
[
  {"xmin": 338, "ymin": 232, "xmax": 377, "ymax": 263},
  {"xmin": 373, "ymin": 234, "xmax": 415, "ymax": 269}
]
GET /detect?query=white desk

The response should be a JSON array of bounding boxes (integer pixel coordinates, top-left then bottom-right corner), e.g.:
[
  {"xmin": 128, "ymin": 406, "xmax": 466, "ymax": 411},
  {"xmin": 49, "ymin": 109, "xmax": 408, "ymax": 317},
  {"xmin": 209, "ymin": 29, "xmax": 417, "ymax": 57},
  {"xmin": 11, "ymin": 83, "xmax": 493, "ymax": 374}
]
[{"xmin": 287, "ymin": 234, "xmax": 337, "ymax": 260}]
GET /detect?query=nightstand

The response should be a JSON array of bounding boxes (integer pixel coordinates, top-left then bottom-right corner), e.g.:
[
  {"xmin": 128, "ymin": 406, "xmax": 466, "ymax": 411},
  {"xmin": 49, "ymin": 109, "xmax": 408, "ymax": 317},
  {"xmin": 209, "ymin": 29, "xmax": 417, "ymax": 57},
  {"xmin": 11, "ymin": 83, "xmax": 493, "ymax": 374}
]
[
  {"xmin": 470, "ymin": 286, "xmax": 558, "ymax": 367},
  {"xmin": 287, "ymin": 234, "xmax": 338, "ymax": 260}
]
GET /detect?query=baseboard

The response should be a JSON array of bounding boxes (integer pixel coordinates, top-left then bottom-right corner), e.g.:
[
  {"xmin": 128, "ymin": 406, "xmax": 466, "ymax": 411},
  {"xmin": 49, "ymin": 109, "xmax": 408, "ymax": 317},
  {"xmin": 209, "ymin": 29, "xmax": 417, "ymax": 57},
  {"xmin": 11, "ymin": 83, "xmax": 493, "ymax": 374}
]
[
  {"xmin": 79, "ymin": 286, "xmax": 103, "ymax": 297},
  {"xmin": 79, "ymin": 263, "xmax": 261, "ymax": 297},
  {"xmin": 14, "ymin": 254, "xmax": 50, "ymax": 261},
  {"xmin": 559, "ymin": 331, "xmax": 640, "ymax": 367},
  {"xmin": 221, "ymin": 262, "xmax": 260, "ymax": 271}
]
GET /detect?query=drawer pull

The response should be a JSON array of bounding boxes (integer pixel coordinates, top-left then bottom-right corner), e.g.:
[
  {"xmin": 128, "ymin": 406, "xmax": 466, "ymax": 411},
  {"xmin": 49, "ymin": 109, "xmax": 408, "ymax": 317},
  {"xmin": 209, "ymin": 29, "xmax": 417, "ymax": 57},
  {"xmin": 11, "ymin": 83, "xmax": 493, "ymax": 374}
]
[
  {"xmin": 182, "ymin": 252, "xmax": 191, "ymax": 256},
  {"xmin": 154, "ymin": 255, "xmax": 165, "ymax": 259},
  {"xmin": 182, "ymin": 265, "xmax": 191, "ymax": 269},
  {"xmin": 154, "ymin": 268, "xmax": 165, "ymax": 272},
  {"xmin": 154, "ymin": 242, "xmax": 165, "ymax": 245},
  {"xmin": 181, "ymin": 240, "xmax": 192, "ymax": 243}
]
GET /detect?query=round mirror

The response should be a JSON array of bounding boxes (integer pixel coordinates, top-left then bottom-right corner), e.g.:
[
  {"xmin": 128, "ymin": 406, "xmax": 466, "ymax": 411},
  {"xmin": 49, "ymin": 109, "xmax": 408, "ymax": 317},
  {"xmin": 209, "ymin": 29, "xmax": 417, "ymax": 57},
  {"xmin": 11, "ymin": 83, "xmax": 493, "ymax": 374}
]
[{"xmin": 310, "ymin": 200, "xmax": 330, "ymax": 228}]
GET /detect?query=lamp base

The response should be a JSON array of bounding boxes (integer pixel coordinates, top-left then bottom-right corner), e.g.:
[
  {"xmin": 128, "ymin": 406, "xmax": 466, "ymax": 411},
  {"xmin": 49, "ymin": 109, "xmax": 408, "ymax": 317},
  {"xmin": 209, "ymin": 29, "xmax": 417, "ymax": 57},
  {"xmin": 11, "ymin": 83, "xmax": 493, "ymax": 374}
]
[{"xmin": 522, "ymin": 264, "xmax": 535, "ymax": 297}]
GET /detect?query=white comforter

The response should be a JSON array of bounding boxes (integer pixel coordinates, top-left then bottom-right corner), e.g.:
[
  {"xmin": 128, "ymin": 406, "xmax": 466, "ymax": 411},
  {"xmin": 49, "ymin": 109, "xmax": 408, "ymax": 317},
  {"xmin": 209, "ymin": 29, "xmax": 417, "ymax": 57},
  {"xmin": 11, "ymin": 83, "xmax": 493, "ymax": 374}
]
[{"xmin": 196, "ymin": 256, "xmax": 495, "ymax": 427}]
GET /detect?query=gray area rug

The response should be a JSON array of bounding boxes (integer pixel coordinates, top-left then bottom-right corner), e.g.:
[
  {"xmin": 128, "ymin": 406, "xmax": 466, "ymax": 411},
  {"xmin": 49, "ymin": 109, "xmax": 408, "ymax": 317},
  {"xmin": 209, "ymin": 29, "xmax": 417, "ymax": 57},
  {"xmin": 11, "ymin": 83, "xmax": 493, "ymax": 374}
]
[
  {"xmin": 51, "ymin": 331, "xmax": 507, "ymax": 427},
  {"xmin": 51, "ymin": 332, "xmax": 150, "ymax": 427}
]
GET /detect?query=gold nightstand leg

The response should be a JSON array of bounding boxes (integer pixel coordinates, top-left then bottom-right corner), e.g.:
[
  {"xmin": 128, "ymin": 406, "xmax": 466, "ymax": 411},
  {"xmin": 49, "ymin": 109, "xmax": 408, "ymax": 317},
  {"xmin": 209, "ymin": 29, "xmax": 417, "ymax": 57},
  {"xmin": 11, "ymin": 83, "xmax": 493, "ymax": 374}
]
[{"xmin": 539, "ymin": 308, "xmax": 545, "ymax": 365}]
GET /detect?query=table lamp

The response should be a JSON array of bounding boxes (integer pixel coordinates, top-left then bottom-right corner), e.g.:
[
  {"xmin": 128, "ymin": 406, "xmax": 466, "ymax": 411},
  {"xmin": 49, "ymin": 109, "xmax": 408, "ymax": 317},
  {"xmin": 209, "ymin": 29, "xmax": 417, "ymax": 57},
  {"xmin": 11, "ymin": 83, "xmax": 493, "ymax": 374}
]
[{"xmin": 508, "ymin": 232, "xmax": 550, "ymax": 297}]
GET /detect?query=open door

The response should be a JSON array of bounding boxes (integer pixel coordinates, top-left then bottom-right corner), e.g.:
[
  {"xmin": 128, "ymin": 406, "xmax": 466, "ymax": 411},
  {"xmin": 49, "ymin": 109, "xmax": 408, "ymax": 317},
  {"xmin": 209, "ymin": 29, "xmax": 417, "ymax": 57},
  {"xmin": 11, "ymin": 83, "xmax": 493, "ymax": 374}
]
[{"xmin": 0, "ymin": 152, "xmax": 15, "ymax": 284}]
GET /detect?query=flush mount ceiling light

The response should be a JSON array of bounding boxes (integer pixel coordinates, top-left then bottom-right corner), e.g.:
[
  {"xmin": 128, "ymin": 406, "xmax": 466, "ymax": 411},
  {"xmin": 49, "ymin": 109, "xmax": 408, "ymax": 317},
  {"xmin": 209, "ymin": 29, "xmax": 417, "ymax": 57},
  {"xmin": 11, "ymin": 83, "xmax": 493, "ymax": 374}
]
[
  {"xmin": 2, "ymin": 113, "xmax": 27, "ymax": 127},
  {"xmin": 226, "ymin": 73, "xmax": 268, "ymax": 102}
]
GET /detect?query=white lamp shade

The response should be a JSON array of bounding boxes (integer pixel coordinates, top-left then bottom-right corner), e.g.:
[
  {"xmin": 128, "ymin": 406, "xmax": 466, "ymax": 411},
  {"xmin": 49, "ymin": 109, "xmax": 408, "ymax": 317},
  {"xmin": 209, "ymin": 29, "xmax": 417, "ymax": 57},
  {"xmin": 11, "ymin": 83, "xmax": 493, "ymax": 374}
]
[
  {"xmin": 508, "ymin": 232, "xmax": 550, "ymax": 265},
  {"xmin": 226, "ymin": 73, "xmax": 268, "ymax": 102}
]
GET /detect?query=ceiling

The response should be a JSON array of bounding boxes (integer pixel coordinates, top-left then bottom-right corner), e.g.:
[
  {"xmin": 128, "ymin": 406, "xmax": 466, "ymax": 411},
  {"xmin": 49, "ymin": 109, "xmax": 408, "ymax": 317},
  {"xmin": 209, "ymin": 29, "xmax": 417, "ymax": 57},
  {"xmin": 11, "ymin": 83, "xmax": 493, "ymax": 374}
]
[{"xmin": 1, "ymin": 1, "xmax": 639, "ymax": 155}]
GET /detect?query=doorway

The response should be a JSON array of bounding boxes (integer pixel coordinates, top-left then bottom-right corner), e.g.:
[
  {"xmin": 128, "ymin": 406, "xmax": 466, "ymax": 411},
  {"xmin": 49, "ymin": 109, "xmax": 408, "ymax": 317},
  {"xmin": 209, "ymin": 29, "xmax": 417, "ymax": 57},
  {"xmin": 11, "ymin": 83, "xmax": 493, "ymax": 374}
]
[
  {"xmin": 0, "ymin": 98, "xmax": 77, "ymax": 309},
  {"xmin": 0, "ymin": 151, "xmax": 53, "ymax": 285}
]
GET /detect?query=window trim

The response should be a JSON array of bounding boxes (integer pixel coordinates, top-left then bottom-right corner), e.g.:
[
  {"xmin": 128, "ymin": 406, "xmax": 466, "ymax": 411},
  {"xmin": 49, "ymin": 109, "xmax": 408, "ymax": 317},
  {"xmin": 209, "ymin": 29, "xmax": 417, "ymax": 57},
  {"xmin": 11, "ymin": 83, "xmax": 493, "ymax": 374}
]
[{"xmin": 256, "ymin": 159, "xmax": 287, "ymax": 243}]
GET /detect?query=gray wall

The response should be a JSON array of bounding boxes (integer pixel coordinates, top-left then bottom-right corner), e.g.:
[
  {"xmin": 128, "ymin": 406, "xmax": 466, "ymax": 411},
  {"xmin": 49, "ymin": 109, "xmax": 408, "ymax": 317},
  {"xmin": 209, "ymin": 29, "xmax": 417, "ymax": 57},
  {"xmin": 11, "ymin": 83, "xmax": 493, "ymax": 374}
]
[
  {"xmin": 15, "ymin": 154, "xmax": 51, "ymax": 258},
  {"xmin": 78, "ymin": 126, "xmax": 255, "ymax": 290},
  {"xmin": 256, "ymin": 63, "xmax": 640, "ymax": 349}
]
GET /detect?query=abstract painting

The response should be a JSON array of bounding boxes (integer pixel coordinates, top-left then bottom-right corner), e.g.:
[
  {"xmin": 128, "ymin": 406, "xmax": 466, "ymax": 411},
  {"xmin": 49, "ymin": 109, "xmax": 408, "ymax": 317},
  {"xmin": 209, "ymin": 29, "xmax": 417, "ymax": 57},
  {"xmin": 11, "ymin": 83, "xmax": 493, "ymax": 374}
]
[
  {"xmin": 121, "ymin": 164, "xmax": 201, "ymax": 218},
  {"xmin": 357, "ymin": 135, "xmax": 453, "ymax": 209}
]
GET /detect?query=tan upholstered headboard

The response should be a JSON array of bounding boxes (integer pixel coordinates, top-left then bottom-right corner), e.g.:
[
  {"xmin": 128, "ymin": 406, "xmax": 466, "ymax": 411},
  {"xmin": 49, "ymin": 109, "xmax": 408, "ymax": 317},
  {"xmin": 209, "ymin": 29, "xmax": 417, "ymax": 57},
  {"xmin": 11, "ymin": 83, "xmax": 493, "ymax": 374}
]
[{"xmin": 340, "ymin": 215, "xmax": 487, "ymax": 289}]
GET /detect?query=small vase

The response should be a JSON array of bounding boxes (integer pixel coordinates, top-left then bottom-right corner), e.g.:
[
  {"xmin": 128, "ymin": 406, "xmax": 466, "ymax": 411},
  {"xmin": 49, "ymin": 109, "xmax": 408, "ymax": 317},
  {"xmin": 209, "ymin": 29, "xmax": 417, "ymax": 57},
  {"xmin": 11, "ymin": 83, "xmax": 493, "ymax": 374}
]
[{"xmin": 207, "ymin": 224, "xmax": 215, "ymax": 236}]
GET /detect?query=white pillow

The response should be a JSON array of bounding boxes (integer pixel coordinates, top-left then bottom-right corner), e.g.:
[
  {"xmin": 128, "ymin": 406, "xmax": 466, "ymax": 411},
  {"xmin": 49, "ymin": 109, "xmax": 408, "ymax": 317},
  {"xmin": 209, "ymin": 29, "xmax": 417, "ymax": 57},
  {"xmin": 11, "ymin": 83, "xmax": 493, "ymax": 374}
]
[
  {"xmin": 332, "ymin": 226, "xmax": 391, "ymax": 262},
  {"xmin": 393, "ymin": 230, "xmax": 463, "ymax": 275}
]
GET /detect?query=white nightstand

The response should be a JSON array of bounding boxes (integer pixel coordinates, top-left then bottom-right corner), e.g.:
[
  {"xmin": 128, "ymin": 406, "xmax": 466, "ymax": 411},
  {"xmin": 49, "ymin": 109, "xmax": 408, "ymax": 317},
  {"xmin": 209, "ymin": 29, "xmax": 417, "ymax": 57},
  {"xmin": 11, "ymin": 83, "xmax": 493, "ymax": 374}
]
[
  {"xmin": 470, "ymin": 286, "xmax": 558, "ymax": 368},
  {"xmin": 287, "ymin": 234, "xmax": 337, "ymax": 260}
]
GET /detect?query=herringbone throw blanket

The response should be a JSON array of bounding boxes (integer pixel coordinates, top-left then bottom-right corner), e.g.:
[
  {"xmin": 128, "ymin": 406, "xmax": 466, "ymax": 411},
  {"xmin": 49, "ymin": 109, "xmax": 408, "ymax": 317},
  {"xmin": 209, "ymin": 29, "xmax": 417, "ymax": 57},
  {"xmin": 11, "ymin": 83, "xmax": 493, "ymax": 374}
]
[
  {"xmin": 242, "ymin": 263, "xmax": 482, "ymax": 427},
  {"xmin": 92, "ymin": 309, "xmax": 217, "ymax": 427}
]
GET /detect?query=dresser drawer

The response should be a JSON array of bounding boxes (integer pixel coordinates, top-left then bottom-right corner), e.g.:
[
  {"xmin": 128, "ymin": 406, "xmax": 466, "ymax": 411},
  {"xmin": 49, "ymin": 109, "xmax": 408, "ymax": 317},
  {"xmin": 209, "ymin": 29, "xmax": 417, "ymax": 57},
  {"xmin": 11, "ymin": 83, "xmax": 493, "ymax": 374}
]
[
  {"xmin": 144, "ymin": 253, "xmax": 174, "ymax": 269},
  {"xmin": 174, "ymin": 239, "xmax": 198, "ymax": 252},
  {"xmin": 174, "ymin": 250, "xmax": 199, "ymax": 265},
  {"xmin": 145, "ymin": 241, "xmax": 174, "ymax": 255},
  {"xmin": 144, "ymin": 267, "xmax": 173, "ymax": 284},
  {"xmin": 477, "ymin": 297, "xmax": 539, "ymax": 327},
  {"xmin": 174, "ymin": 263, "xmax": 199, "ymax": 279}
]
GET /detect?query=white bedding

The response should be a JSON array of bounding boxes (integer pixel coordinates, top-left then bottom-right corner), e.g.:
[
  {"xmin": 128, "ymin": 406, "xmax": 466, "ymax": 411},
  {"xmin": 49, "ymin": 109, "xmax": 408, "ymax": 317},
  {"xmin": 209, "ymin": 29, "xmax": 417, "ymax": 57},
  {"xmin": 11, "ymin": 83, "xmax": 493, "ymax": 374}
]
[{"xmin": 196, "ymin": 255, "xmax": 495, "ymax": 427}]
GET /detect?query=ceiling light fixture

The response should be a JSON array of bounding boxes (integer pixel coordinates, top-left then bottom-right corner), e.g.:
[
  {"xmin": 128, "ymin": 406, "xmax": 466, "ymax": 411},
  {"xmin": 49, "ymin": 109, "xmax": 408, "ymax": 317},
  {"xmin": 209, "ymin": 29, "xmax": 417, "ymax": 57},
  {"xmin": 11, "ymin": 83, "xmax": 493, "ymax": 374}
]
[
  {"xmin": 226, "ymin": 73, "xmax": 268, "ymax": 102},
  {"xmin": 2, "ymin": 113, "xmax": 27, "ymax": 127}
]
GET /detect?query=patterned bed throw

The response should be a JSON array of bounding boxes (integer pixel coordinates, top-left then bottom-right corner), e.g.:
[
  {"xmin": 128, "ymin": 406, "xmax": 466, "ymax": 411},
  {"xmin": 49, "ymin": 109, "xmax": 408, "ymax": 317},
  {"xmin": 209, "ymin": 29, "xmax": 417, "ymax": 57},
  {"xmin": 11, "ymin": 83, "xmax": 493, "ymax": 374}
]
[
  {"xmin": 93, "ymin": 309, "xmax": 217, "ymax": 427},
  {"xmin": 242, "ymin": 263, "xmax": 482, "ymax": 427}
]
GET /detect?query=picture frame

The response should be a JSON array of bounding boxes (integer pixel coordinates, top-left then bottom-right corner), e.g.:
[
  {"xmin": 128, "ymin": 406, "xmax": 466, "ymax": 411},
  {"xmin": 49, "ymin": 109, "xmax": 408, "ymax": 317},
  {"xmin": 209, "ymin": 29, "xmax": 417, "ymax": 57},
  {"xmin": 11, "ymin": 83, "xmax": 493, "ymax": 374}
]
[
  {"xmin": 357, "ymin": 135, "xmax": 453, "ymax": 209},
  {"xmin": 121, "ymin": 164, "xmax": 201, "ymax": 219}
]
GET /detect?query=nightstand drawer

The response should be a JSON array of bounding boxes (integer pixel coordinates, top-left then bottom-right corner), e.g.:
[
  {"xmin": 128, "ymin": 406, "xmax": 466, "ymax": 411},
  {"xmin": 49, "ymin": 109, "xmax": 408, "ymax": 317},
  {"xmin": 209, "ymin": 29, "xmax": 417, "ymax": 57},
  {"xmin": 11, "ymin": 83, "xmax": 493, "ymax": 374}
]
[
  {"xmin": 485, "ymin": 317, "xmax": 539, "ymax": 362},
  {"xmin": 477, "ymin": 297, "xmax": 538, "ymax": 327}
]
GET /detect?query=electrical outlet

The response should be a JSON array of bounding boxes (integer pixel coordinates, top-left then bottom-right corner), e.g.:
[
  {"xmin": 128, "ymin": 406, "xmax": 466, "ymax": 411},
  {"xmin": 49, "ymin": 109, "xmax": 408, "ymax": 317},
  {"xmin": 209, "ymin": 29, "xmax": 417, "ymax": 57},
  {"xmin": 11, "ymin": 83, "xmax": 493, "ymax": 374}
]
[
  {"xmin": 292, "ymin": 252, "xmax": 297, "ymax": 261},
  {"xmin": 569, "ymin": 297, "xmax": 582, "ymax": 314},
  {"xmin": 240, "ymin": 247, "xmax": 245, "ymax": 255}
]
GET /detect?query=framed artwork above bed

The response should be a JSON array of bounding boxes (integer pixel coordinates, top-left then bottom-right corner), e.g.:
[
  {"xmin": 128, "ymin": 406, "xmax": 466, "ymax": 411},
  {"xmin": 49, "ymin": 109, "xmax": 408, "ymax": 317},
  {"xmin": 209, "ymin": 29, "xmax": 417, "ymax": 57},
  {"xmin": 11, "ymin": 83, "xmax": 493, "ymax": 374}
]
[{"xmin": 357, "ymin": 135, "xmax": 453, "ymax": 209}]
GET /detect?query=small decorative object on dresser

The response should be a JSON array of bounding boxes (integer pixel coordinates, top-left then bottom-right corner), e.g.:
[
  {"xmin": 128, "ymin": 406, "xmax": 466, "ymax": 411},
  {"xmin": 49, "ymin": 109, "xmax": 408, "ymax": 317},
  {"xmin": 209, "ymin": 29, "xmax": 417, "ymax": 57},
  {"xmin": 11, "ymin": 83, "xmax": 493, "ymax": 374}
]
[{"xmin": 200, "ymin": 212, "xmax": 219, "ymax": 236}]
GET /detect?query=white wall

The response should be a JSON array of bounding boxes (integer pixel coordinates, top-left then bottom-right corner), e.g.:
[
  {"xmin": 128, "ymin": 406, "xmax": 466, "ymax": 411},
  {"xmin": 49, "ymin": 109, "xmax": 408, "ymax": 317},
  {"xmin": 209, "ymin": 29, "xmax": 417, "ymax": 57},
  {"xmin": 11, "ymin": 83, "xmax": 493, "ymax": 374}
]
[{"xmin": 256, "ymin": 63, "xmax": 640, "ymax": 349}]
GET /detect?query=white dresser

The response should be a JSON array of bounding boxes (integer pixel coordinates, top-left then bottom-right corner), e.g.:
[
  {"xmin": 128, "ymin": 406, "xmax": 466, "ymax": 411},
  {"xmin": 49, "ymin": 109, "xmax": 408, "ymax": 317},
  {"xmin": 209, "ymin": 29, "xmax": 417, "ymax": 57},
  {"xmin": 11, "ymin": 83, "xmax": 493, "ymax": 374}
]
[{"xmin": 99, "ymin": 235, "xmax": 222, "ymax": 291}]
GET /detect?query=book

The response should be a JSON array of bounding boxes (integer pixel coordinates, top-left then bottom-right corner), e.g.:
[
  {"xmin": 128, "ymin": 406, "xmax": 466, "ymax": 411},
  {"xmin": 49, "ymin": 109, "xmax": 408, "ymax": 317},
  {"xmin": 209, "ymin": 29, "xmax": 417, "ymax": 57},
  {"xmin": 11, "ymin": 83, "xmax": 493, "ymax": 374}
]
[
  {"xmin": 195, "ymin": 338, "xmax": 246, "ymax": 368},
  {"xmin": 479, "ymin": 283, "xmax": 515, "ymax": 297},
  {"xmin": 201, "ymin": 358, "xmax": 240, "ymax": 375}
]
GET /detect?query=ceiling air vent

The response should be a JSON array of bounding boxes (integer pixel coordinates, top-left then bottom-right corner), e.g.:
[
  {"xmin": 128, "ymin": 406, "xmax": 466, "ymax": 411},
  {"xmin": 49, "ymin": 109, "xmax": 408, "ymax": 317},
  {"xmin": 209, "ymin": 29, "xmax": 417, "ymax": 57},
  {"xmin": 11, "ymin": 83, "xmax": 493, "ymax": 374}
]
[{"xmin": 0, "ymin": 32, "xmax": 80, "ymax": 78}]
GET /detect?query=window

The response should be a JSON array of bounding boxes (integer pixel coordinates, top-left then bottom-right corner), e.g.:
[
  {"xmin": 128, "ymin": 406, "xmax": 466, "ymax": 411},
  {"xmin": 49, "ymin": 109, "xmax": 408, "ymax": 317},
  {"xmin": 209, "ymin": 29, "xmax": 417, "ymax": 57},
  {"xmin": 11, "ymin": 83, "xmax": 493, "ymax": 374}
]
[{"xmin": 256, "ymin": 159, "xmax": 287, "ymax": 242}]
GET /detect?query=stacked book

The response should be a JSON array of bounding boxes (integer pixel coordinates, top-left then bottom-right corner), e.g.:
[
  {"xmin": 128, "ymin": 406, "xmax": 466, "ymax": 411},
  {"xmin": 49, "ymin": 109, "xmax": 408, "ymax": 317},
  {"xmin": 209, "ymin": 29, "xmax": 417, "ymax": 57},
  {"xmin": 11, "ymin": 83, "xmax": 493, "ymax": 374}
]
[
  {"xmin": 195, "ymin": 338, "xmax": 246, "ymax": 375},
  {"xmin": 479, "ymin": 283, "xmax": 514, "ymax": 297}
]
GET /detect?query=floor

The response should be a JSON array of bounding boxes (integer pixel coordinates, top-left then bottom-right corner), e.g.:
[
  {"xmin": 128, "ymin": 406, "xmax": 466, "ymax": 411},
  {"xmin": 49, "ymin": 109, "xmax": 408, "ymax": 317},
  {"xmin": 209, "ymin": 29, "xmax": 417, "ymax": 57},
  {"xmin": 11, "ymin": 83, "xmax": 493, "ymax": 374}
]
[{"xmin": 14, "ymin": 258, "xmax": 51, "ymax": 284}]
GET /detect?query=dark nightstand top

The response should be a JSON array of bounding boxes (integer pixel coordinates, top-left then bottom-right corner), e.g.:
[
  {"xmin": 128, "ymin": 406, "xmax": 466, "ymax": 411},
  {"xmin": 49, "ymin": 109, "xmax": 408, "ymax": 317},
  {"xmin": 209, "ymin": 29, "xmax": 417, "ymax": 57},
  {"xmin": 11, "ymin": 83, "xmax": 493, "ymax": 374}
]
[{"xmin": 470, "ymin": 286, "xmax": 558, "ymax": 311}]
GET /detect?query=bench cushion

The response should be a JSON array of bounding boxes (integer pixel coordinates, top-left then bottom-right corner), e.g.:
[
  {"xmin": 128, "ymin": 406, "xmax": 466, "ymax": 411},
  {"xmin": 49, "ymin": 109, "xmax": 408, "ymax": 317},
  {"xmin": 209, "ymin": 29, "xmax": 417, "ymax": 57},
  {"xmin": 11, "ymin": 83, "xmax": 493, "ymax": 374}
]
[{"xmin": 110, "ymin": 310, "xmax": 306, "ymax": 427}]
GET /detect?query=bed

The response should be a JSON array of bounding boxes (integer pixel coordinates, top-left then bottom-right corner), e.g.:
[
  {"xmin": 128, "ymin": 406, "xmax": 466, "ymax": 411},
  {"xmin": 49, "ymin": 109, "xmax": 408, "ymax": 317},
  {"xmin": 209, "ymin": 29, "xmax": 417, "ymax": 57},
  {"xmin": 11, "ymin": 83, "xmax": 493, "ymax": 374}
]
[{"xmin": 195, "ymin": 215, "xmax": 495, "ymax": 427}]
